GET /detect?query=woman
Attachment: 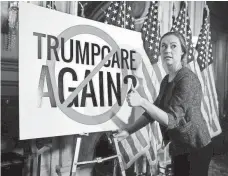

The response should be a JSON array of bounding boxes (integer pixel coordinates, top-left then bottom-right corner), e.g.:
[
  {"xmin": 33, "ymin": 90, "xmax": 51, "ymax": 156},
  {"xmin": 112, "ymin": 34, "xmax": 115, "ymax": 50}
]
[{"xmin": 114, "ymin": 32, "xmax": 212, "ymax": 176}]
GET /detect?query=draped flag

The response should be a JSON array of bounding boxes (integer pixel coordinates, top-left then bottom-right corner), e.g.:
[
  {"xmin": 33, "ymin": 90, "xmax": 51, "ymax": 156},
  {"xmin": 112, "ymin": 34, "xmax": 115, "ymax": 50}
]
[
  {"xmin": 140, "ymin": 0, "xmax": 165, "ymax": 151},
  {"xmin": 141, "ymin": 1, "xmax": 166, "ymax": 87},
  {"xmin": 104, "ymin": 1, "xmax": 162, "ymax": 172},
  {"xmin": 141, "ymin": 1, "xmax": 170, "ymax": 173},
  {"xmin": 171, "ymin": 1, "xmax": 221, "ymax": 137},
  {"xmin": 141, "ymin": 1, "xmax": 168, "ymax": 151},
  {"xmin": 104, "ymin": 1, "xmax": 135, "ymax": 30},
  {"xmin": 170, "ymin": 1, "xmax": 194, "ymax": 64},
  {"xmin": 195, "ymin": 7, "xmax": 221, "ymax": 137}
]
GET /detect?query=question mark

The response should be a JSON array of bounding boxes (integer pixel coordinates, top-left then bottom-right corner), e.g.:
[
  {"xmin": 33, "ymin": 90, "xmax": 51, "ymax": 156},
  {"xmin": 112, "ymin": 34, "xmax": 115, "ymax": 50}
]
[{"xmin": 123, "ymin": 75, "xmax": 137, "ymax": 93}]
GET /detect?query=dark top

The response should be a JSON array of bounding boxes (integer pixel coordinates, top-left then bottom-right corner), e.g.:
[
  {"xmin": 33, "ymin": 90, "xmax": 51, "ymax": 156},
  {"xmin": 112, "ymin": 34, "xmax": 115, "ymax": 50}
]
[{"xmin": 127, "ymin": 67, "xmax": 211, "ymax": 156}]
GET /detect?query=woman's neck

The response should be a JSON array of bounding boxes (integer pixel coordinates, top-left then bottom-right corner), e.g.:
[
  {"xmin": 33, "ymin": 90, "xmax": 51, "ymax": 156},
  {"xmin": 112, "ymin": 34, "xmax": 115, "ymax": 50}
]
[{"xmin": 167, "ymin": 63, "xmax": 182, "ymax": 82}]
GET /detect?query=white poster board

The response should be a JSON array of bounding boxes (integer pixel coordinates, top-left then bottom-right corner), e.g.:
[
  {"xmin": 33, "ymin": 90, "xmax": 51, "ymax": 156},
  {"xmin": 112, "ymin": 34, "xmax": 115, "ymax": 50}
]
[{"xmin": 19, "ymin": 2, "xmax": 159, "ymax": 139}]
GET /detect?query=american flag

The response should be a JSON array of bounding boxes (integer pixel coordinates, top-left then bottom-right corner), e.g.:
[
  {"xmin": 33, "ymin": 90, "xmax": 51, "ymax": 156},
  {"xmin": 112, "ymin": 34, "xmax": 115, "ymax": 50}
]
[
  {"xmin": 170, "ymin": 1, "xmax": 194, "ymax": 64},
  {"xmin": 141, "ymin": 1, "xmax": 171, "ymax": 173},
  {"xmin": 141, "ymin": 1, "xmax": 166, "ymax": 86},
  {"xmin": 140, "ymin": 0, "xmax": 165, "ymax": 149},
  {"xmin": 195, "ymin": 7, "xmax": 221, "ymax": 137},
  {"xmin": 116, "ymin": 61, "xmax": 163, "ymax": 172},
  {"xmin": 170, "ymin": 2, "xmax": 221, "ymax": 137},
  {"xmin": 104, "ymin": 1, "xmax": 135, "ymax": 30},
  {"xmin": 103, "ymin": 1, "xmax": 162, "ymax": 173}
]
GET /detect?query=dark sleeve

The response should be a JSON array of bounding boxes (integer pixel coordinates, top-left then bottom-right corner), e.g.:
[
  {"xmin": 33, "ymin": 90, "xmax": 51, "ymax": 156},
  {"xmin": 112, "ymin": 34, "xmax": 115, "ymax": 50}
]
[
  {"xmin": 154, "ymin": 75, "xmax": 168, "ymax": 107},
  {"xmin": 166, "ymin": 74, "xmax": 201, "ymax": 130},
  {"xmin": 126, "ymin": 112, "xmax": 153, "ymax": 134}
]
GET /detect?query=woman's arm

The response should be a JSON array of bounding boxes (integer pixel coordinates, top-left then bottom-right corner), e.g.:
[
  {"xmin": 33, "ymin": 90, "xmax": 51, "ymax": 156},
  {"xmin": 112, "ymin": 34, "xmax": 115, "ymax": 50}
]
[
  {"xmin": 114, "ymin": 108, "xmax": 154, "ymax": 141},
  {"xmin": 127, "ymin": 72, "xmax": 196, "ymax": 131},
  {"xmin": 141, "ymin": 99, "xmax": 168, "ymax": 127},
  {"xmin": 125, "ymin": 112, "xmax": 152, "ymax": 134},
  {"xmin": 127, "ymin": 88, "xmax": 169, "ymax": 127}
]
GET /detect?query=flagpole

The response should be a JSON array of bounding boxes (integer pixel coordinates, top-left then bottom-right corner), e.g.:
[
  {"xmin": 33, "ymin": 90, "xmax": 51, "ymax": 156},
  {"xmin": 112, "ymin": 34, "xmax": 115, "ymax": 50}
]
[
  {"xmin": 184, "ymin": 1, "xmax": 187, "ymax": 39},
  {"xmin": 124, "ymin": 1, "xmax": 126, "ymax": 28},
  {"xmin": 74, "ymin": 1, "xmax": 78, "ymax": 16},
  {"xmin": 158, "ymin": 1, "xmax": 162, "ymax": 35},
  {"xmin": 172, "ymin": 1, "xmax": 175, "ymax": 27}
]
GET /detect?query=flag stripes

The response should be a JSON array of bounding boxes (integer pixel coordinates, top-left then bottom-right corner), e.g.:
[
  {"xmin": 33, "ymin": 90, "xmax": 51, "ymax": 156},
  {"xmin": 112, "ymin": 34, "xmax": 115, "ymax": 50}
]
[
  {"xmin": 135, "ymin": 130, "xmax": 148, "ymax": 148},
  {"xmin": 195, "ymin": 7, "xmax": 221, "ymax": 137},
  {"xmin": 189, "ymin": 61, "xmax": 218, "ymax": 135},
  {"xmin": 141, "ymin": 1, "xmax": 166, "ymax": 85},
  {"xmin": 141, "ymin": 62, "xmax": 158, "ymax": 101}
]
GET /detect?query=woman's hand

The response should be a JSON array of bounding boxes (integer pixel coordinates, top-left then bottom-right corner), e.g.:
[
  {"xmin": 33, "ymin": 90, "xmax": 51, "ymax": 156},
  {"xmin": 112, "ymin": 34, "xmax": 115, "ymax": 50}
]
[
  {"xmin": 126, "ymin": 86, "xmax": 144, "ymax": 107},
  {"xmin": 113, "ymin": 130, "xmax": 129, "ymax": 142}
]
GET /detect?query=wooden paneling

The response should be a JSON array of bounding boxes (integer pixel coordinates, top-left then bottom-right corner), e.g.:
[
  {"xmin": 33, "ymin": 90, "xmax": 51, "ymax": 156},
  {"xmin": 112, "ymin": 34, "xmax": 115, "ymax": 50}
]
[{"xmin": 211, "ymin": 29, "xmax": 228, "ymax": 118}]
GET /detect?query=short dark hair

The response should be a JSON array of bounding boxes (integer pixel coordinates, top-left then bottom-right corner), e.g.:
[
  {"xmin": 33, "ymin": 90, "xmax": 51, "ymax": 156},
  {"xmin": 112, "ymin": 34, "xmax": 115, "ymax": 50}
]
[{"xmin": 159, "ymin": 31, "xmax": 187, "ymax": 62}]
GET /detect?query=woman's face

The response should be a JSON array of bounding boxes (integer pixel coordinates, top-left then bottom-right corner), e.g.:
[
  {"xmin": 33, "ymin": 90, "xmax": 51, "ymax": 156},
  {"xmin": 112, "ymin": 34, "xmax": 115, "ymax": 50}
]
[{"xmin": 160, "ymin": 35, "xmax": 183, "ymax": 67}]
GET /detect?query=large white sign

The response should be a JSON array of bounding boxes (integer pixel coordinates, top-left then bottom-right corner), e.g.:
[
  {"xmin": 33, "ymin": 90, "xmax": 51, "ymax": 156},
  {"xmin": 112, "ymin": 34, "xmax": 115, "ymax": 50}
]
[{"xmin": 19, "ymin": 2, "xmax": 160, "ymax": 139}]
